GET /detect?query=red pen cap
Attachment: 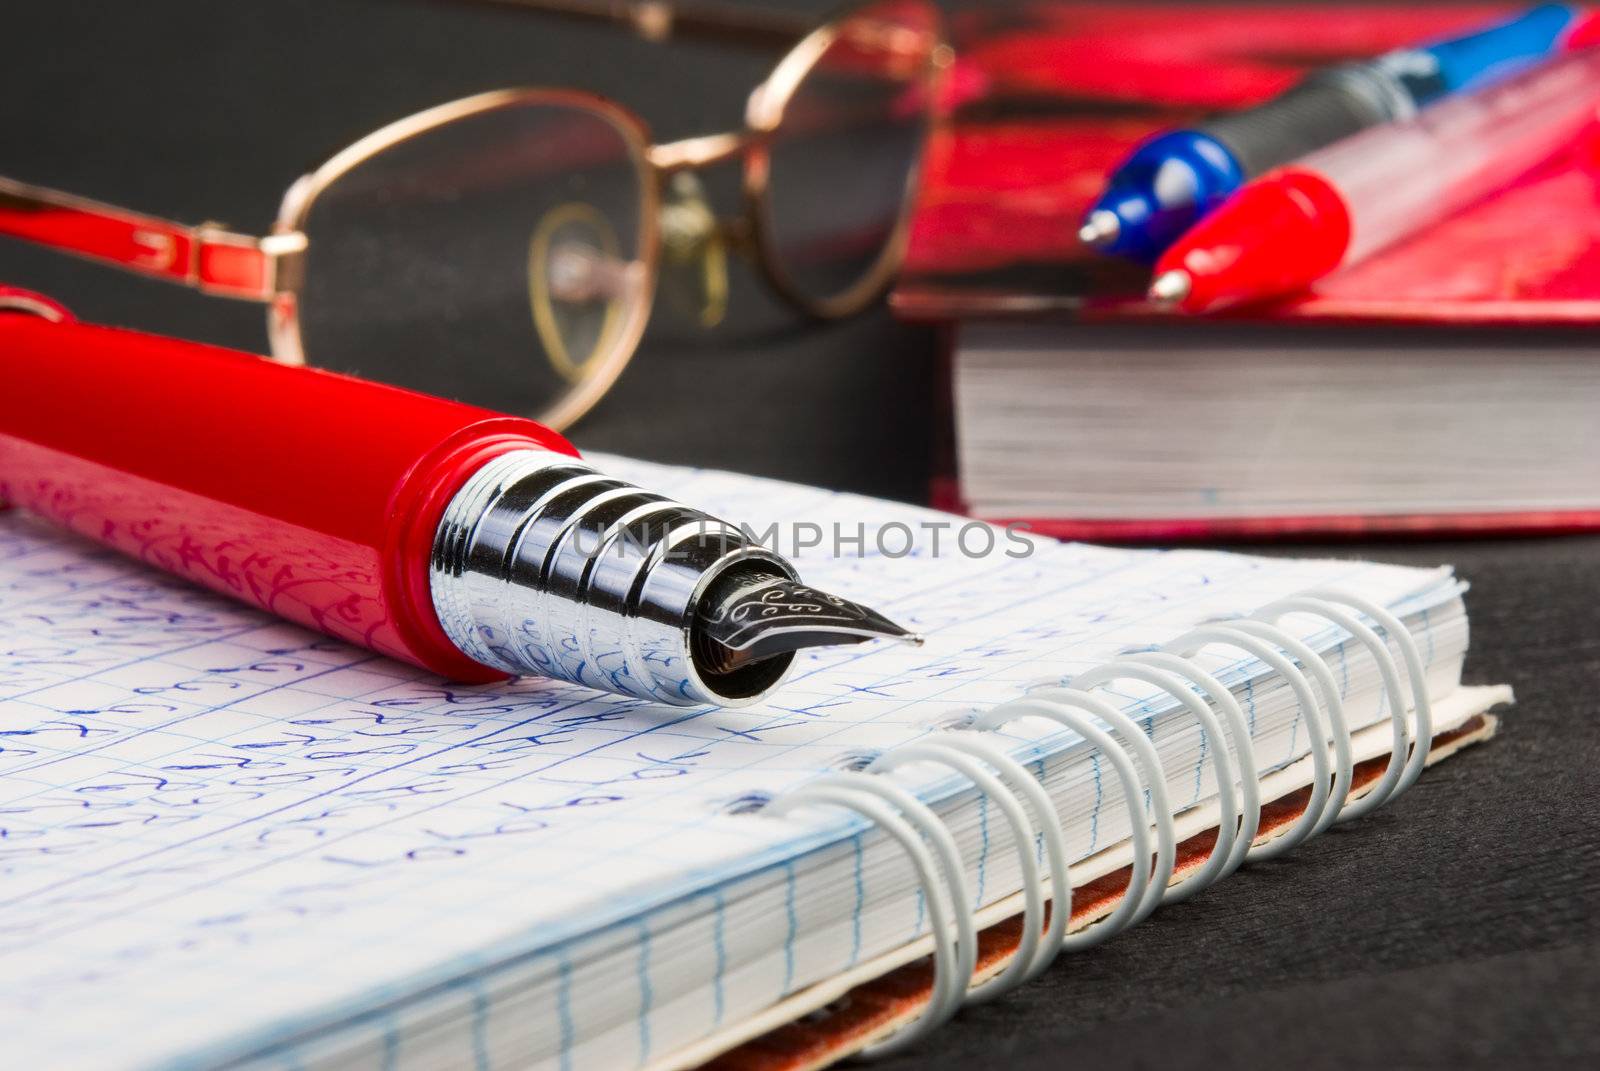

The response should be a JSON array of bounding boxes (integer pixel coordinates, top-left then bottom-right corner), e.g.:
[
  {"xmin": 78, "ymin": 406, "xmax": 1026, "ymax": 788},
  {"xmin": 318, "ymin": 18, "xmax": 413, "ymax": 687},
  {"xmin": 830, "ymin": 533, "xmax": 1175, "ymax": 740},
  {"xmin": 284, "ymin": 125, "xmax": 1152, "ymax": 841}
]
[{"xmin": 1154, "ymin": 167, "xmax": 1353, "ymax": 313}]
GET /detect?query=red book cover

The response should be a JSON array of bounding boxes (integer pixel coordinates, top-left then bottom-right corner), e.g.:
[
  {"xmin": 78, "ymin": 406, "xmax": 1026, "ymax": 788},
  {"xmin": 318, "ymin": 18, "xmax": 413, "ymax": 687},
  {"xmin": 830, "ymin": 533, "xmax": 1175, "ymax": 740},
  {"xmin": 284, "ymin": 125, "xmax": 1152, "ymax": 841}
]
[{"xmin": 901, "ymin": 2, "xmax": 1600, "ymax": 539}]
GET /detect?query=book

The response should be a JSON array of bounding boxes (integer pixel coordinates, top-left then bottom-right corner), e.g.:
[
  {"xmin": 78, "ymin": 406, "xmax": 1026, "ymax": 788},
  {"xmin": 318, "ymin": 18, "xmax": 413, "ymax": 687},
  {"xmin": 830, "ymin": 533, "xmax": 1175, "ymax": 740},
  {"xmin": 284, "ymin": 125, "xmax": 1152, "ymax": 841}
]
[
  {"xmin": 951, "ymin": 322, "xmax": 1600, "ymax": 540},
  {"xmin": 899, "ymin": 2, "xmax": 1600, "ymax": 538},
  {"xmin": 0, "ymin": 452, "xmax": 1506, "ymax": 1069}
]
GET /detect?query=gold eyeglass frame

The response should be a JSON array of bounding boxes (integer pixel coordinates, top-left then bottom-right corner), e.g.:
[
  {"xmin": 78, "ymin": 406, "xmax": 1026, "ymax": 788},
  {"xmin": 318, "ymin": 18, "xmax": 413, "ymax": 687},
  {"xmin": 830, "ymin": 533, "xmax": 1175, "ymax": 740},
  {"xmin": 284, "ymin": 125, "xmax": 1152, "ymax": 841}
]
[{"xmin": 0, "ymin": 0, "xmax": 950, "ymax": 433}]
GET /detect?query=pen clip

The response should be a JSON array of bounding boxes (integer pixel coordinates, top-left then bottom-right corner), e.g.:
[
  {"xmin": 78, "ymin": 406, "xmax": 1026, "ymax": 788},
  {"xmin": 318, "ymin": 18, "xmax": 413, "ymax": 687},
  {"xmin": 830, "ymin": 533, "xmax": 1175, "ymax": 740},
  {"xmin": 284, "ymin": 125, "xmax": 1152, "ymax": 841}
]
[{"xmin": 0, "ymin": 286, "xmax": 74, "ymax": 323}]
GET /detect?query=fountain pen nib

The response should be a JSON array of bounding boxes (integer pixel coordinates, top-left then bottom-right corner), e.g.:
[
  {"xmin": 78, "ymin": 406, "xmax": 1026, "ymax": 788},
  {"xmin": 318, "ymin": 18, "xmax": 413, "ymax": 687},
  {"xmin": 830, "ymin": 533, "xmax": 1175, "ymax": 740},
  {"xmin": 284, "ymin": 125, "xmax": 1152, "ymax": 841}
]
[{"xmin": 694, "ymin": 569, "xmax": 921, "ymax": 675}]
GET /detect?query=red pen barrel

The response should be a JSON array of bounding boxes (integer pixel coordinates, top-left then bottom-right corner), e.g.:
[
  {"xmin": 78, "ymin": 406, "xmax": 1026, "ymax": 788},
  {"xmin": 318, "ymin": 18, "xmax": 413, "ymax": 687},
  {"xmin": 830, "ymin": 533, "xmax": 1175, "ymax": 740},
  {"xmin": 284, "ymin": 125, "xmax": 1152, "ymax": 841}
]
[{"xmin": 0, "ymin": 309, "xmax": 578, "ymax": 681}]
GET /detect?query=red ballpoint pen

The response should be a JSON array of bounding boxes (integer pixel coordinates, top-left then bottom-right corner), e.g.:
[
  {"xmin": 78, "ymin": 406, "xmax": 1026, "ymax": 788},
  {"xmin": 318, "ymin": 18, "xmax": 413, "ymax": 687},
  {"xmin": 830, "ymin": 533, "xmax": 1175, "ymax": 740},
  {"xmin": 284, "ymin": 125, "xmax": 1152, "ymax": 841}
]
[
  {"xmin": 0, "ymin": 290, "xmax": 914, "ymax": 706},
  {"xmin": 1148, "ymin": 47, "xmax": 1600, "ymax": 314}
]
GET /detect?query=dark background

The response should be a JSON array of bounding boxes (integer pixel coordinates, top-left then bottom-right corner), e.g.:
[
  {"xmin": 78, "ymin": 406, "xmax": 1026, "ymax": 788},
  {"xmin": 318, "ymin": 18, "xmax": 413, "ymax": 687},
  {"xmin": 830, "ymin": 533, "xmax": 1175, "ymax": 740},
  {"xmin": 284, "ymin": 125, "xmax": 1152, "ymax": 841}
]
[{"xmin": 2, "ymin": 2, "xmax": 1596, "ymax": 1067}]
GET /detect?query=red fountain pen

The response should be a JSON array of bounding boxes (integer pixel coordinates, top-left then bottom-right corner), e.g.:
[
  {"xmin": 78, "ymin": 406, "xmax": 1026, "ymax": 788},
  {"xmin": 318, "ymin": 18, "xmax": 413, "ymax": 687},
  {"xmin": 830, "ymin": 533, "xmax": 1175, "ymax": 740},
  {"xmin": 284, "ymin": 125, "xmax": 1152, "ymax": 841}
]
[{"xmin": 0, "ymin": 290, "xmax": 915, "ymax": 706}]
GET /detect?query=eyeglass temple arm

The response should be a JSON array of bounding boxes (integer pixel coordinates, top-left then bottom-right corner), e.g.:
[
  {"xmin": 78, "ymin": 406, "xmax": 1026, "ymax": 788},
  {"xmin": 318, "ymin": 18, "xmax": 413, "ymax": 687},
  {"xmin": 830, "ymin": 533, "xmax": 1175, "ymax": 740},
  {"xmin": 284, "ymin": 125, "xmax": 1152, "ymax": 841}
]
[
  {"xmin": 451, "ymin": 0, "xmax": 810, "ymax": 51},
  {"xmin": 0, "ymin": 176, "xmax": 303, "ymax": 302}
]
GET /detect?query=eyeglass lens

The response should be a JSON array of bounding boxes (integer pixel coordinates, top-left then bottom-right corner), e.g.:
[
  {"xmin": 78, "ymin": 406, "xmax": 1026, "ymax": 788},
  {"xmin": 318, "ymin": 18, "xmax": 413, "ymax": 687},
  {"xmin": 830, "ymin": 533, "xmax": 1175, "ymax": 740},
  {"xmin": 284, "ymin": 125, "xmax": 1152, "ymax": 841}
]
[
  {"xmin": 293, "ymin": 99, "xmax": 651, "ymax": 420},
  {"xmin": 760, "ymin": 0, "xmax": 939, "ymax": 307}
]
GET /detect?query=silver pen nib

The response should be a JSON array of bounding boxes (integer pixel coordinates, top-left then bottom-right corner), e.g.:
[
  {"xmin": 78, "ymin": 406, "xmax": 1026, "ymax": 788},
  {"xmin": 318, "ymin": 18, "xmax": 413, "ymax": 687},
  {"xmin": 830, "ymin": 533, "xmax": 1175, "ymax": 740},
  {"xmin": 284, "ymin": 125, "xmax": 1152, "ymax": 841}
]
[{"xmin": 694, "ymin": 569, "xmax": 921, "ymax": 676}]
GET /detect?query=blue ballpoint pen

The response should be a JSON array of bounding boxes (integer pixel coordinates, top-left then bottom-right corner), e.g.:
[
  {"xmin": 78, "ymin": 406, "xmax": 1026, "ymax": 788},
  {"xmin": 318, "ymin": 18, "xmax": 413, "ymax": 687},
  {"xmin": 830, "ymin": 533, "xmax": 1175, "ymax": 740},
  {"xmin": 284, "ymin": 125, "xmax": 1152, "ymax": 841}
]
[{"xmin": 1079, "ymin": 3, "xmax": 1585, "ymax": 262}]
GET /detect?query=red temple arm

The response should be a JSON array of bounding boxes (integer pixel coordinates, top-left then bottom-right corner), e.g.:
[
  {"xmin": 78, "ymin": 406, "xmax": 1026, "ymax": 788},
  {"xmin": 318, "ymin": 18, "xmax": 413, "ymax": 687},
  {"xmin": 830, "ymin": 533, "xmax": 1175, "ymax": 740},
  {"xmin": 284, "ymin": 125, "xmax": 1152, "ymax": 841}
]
[{"xmin": 0, "ymin": 176, "xmax": 296, "ymax": 301}]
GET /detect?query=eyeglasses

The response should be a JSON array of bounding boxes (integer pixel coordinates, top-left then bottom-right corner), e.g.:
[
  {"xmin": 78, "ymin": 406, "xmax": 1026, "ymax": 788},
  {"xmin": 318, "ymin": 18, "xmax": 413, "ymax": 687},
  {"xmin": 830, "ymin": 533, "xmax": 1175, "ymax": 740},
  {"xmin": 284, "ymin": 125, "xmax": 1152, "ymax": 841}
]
[{"xmin": 0, "ymin": 0, "xmax": 948, "ymax": 431}]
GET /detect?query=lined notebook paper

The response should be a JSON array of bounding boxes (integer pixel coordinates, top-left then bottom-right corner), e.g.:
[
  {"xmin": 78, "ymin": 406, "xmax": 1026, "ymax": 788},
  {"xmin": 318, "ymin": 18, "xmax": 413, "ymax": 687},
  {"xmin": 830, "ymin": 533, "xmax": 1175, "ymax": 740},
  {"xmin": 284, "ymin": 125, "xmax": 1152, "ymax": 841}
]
[{"xmin": 0, "ymin": 455, "xmax": 1483, "ymax": 1070}]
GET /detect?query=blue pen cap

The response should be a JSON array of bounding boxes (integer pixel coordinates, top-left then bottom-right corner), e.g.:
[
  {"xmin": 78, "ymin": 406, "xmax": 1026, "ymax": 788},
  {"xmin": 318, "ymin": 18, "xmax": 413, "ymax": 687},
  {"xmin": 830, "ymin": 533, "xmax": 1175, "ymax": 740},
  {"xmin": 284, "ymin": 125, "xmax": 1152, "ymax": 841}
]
[{"xmin": 1082, "ymin": 130, "xmax": 1245, "ymax": 263}]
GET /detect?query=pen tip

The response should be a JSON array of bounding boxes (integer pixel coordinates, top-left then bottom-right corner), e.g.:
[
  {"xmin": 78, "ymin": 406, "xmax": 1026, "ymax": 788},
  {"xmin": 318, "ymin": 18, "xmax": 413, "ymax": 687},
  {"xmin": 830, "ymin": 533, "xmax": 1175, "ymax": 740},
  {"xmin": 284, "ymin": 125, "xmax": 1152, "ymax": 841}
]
[
  {"xmin": 1148, "ymin": 269, "xmax": 1192, "ymax": 306},
  {"xmin": 694, "ymin": 571, "xmax": 920, "ymax": 677},
  {"xmin": 1078, "ymin": 210, "xmax": 1121, "ymax": 249}
]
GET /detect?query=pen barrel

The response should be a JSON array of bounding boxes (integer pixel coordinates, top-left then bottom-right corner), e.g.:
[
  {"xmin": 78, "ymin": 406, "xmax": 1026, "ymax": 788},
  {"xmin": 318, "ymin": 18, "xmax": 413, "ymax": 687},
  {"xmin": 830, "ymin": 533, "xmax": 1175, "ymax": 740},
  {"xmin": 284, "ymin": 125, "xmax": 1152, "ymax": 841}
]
[
  {"xmin": 1198, "ymin": 4, "xmax": 1581, "ymax": 179},
  {"xmin": 0, "ymin": 313, "xmax": 574, "ymax": 681},
  {"xmin": 1306, "ymin": 46, "xmax": 1600, "ymax": 265}
]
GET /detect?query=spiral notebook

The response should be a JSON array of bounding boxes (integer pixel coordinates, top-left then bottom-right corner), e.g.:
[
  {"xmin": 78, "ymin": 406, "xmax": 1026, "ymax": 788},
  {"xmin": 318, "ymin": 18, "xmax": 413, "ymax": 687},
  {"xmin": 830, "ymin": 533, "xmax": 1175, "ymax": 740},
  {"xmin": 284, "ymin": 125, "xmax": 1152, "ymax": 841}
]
[{"xmin": 0, "ymin": 454, "xmax": 1507, "ymax": 1070}]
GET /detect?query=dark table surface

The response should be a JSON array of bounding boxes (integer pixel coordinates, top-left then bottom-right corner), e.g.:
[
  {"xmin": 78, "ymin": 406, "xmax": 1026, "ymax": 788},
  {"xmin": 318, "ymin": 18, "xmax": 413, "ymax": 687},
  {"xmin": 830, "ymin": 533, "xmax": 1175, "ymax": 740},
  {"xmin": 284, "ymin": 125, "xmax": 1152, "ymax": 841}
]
[{"xmin": 3, "ymin": 2, "xmax": 1596, "ymax": 1067}]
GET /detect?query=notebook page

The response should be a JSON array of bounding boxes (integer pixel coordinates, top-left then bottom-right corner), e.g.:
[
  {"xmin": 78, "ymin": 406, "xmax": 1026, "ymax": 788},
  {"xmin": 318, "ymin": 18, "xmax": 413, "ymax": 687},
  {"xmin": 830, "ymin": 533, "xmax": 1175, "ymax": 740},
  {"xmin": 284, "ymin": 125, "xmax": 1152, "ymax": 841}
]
[{"xmin": 0, "ymin": 455, "xmax": 1459, "ymax": 1069}]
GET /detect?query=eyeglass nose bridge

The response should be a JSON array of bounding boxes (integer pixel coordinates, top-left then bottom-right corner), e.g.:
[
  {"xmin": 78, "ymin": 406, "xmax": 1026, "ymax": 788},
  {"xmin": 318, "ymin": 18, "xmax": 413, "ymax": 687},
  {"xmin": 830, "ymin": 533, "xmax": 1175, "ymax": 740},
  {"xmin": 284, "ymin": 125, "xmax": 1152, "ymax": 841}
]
[
  {"xmin": 656, "ymin": 171, "xmax": 732, "ymax": 328},
  {"xmin": 647, "ymin": 134, "xmax": 763, "ymax": 252},
  {"xmin": 645, "ymin": 130, "xmax": 758, "ymax": 174},
  {"xmin": 646, "ymin": 126, "xmax": 775, "ymax": 330}
]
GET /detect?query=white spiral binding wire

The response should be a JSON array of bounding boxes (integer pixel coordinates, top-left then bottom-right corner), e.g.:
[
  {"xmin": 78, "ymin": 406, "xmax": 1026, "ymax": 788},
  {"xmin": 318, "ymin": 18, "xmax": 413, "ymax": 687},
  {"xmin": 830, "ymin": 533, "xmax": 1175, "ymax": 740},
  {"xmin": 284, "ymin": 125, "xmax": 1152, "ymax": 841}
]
[
  {"xmin": 1158, "ymin": 629, "xmax": 1329, "ymax": 858},
  {"xmin": 760, "ymin": 587, "xmax": 1434, "ymax": 1056},
  {"xmin": 765, "ymin": 774, "xmax": 974, "ymax": 1056},
  {"xmin": 1071, "ymin": 659, "xmax": 1255, "ymax": 893},
  {"xmin": 1224, "ymin": 619, "xmax": 1353, "ymax": 839},
  {"xmin": 978, "ymin": 691, "xmax": 1172, "ymax": 939}
]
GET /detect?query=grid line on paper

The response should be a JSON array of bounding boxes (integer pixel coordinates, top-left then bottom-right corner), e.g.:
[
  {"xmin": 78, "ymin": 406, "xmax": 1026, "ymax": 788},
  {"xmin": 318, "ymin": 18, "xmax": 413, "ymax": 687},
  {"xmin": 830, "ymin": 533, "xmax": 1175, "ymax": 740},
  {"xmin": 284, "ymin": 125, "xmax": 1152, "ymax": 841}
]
[
  {"xmin": 711, "ymin": 890, "xmax": 728, "ymax": 1027},
  {"xmin": 1088, "ymin": 752, "xmax": 1103, "ymax": 851},
  {"xmin": 470, "ymin": 978, "xmax": 490, "ymax": 1071},
  {"xmin": 849, "ymin": 833, "xmax": 865, "ymax": 966},
  {"xmin": 381, "ymin": 1011, "xmax": 401, "ymax": 1071},
  {"xmin": 636, "ymin": 918, "xmax": 655, "ymax": 1065},
  {"xmin": 781, "ymin": 859, "xmax": 799, "ymax": 993},
  {"xmin": 975, "ymin": 793, "xmax": 990, "ymax": 906},
  {"xmin": 557, "ymin": 953, "xmax": 575, "ymax": 1071}
]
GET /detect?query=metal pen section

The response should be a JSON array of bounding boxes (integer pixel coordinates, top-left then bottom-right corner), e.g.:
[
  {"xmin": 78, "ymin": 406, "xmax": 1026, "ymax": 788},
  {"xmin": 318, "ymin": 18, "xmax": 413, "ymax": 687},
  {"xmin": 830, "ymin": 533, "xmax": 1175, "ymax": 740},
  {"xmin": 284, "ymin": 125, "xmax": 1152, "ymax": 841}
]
[{"xmin": 429, "ymin": 449, "xmax": 798, "ymax": 705}]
